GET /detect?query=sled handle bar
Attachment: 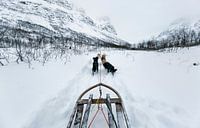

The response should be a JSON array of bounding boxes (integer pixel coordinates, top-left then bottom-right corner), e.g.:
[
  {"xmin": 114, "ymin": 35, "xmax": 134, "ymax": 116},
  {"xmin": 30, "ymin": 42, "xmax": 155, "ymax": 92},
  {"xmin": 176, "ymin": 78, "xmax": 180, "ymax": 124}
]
[{"xmin": 77, "ymin": 83, "xmax": 122, "ymax": 100}]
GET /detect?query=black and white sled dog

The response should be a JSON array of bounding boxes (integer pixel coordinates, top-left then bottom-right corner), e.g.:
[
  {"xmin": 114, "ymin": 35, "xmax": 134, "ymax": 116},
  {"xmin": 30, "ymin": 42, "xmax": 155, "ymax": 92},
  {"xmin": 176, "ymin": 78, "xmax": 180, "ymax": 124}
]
[
  {"xmin": 103, "ymin": 62, "xmax": 117, "ymax": 75},
  {"xmin": 193, "ymin": 62, "xmax": 200, "ymax": 66},
  {"xmin": 92, "ymin": 56, "xmax": 99, "ymax": 75}
]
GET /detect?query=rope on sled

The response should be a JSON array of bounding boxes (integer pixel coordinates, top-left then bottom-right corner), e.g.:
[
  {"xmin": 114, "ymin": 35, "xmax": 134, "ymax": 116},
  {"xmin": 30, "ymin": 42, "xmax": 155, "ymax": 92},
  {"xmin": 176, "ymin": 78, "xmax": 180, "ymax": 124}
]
[
  {"xmin": 98, "ymin": 50, "xmax": 102, "ymax": 101},
  {"xmin": 88, "ymin": 104, "xmax": 109, "ymax": 128}
]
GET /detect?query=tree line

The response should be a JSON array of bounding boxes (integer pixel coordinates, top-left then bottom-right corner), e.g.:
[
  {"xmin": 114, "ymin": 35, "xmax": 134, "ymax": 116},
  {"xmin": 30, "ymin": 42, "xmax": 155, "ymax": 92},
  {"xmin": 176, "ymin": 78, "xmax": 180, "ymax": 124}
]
[
  {"xmin": 134, "ymin": 27, "xmax": 200, "ymax": 50},
  {"xmin": 0, "ymin": 24, "xmax": 130, "ymax": 66}
]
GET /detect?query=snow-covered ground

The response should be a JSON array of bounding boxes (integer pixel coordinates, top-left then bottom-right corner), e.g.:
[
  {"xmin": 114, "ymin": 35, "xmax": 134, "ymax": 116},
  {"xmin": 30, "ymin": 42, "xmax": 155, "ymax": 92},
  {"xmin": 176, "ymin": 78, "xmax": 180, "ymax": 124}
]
[{"xmin": 0, "ymin": 46, "xmax": 200, "ymax": 128}]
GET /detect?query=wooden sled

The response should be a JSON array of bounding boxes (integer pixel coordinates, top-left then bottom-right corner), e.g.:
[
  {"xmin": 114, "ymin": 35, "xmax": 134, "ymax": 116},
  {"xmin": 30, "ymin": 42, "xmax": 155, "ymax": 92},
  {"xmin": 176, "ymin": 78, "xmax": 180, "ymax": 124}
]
[{"xmin": 67, "ymin": 83, "xmax": 131, "ymax": 128}]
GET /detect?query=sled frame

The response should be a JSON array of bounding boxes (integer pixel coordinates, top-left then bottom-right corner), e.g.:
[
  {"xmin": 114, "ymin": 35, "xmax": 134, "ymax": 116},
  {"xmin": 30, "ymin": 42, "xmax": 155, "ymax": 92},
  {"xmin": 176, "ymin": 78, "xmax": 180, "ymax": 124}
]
[{"xmin": 67, "ymin": 83, "xmax": 131, "ymax": 128}]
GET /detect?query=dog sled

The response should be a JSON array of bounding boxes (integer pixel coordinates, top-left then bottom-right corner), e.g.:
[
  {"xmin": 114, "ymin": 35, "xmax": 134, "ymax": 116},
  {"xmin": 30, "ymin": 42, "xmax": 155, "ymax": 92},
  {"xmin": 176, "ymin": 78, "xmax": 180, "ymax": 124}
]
[{"xmin": 67, "ymin": 83, "xmax": 131, "ymax": 128}]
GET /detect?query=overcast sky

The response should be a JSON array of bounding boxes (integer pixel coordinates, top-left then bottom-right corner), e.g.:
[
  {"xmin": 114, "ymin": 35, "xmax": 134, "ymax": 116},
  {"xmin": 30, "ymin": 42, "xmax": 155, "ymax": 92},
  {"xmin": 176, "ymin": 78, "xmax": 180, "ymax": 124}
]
[{"xmin": 72, "ymin": 0, "xmax": 200, "ymax": 43}]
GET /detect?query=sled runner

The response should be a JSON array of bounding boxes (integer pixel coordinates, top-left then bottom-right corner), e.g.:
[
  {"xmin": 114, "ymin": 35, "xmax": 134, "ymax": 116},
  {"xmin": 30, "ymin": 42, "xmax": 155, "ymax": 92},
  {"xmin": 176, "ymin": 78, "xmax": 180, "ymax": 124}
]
[{"xmin": 67, "ymin": 83, "xmax": 131, "ymax": 128}]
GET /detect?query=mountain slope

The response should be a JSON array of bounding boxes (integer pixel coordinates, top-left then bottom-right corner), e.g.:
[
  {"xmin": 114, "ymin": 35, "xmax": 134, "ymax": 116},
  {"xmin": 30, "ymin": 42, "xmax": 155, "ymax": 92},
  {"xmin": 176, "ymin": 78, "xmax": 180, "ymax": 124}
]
[
  {"xmin": 0, "ymin": 0, "xmax": 130, "ymax": 48},
  {"xmin": 157, "ymin": 17, "xmax": 200, "ymax": 40},
  {"xmin": 136, "ymin": 17, "xmax": 200, "ymax": 50}
]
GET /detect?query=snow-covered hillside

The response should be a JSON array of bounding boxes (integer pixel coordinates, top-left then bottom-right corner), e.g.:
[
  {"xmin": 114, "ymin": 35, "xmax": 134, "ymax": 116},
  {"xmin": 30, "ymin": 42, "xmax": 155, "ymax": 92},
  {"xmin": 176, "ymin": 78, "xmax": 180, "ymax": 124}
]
[
  {"xmin": 0, "ymin": 0, "xmax": 129, "ymax": 47},
  {"xmin": 0, "ymin": 46, "xmax": 200, "ymax": 128},
  {"xmin": 157, "ymin": 17, "xmax": 200, "ymax": 41},
  {"xmin": 138, "ymin": 17, "xmax": 200, "ymax": 50}
]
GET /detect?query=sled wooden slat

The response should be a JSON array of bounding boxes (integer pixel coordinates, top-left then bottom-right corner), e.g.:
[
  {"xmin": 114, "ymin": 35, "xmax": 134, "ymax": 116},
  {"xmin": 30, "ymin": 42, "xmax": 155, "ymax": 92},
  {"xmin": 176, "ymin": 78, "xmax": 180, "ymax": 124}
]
[
  {"xmin": 67, "ymin": 103, "xmax": 78, "ymax": 128},
  {"xmin": 78, "ymin": 98, "xmax": 121, "ymax": 104},
  {"xmin": 116, "ymin": 103, "xmax": 126, "ymax": 128},
  {"xmin": 73, "ymin": 104, "xmax": 84, "ymax": 128},
  {"xmin": 81, "ymin": 94, "xmax": 93, "ymax": 128},
  {"xmin": 106, "ymin": 94, "xmax": 115, "ymax": 128},
  {"xmin": 122, "ymin": 104, "xmax": 131, "ymax": 128}
]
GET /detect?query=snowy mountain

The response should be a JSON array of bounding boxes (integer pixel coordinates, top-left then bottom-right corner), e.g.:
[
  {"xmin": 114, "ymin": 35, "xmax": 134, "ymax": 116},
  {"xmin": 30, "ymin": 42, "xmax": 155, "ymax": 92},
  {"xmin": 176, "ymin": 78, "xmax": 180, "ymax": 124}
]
[
  {"xmin": 157, "ymin": 17, "xmax": 200, "ymax": 40},
  {"xmin": 0, "ymin": 0, "xmax": 130, "ymax": 48},
  {"xmin": 96, "ymin": 17, "xmax": 118, "ymax": 35},
  {"xmin": 137, "ymin": 17, "xmax": 200, "ymax": 50}
]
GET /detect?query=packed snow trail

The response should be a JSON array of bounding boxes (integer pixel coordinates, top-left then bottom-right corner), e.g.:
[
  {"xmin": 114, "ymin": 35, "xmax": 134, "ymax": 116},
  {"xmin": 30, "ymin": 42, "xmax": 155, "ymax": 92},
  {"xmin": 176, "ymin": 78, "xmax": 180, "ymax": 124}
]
[{"xmin": 1, "ymin": 47, "xmax": 200, "ymax": 128}]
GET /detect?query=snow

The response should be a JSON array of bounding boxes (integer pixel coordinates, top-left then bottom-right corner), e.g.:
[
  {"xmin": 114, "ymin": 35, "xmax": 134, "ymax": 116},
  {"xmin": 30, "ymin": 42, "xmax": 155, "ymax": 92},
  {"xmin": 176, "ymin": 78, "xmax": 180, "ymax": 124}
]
[
  {"xmin": 0, "ymin": 7, "xmax": 53, "ymax": 30},
  {"xmin": 24, "ymin": 14, "xmax": 54, "ymax": 30},
  {"xmin": 0, "ymin": 47, "xmax": 200, "ymax": 128}
]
